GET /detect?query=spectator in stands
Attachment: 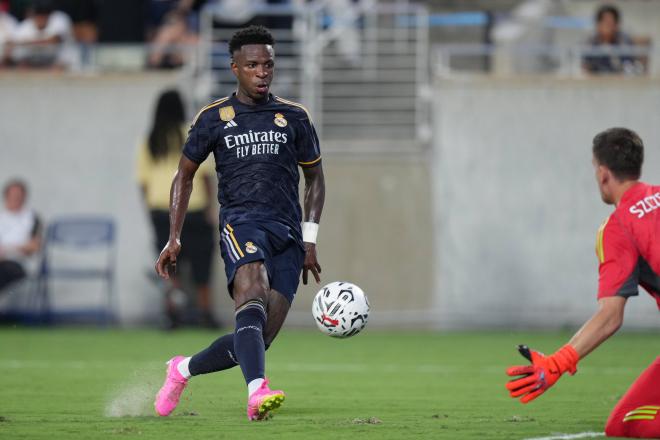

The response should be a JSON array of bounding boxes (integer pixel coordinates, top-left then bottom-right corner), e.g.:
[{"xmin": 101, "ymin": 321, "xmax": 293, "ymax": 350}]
[
  {"xmin": 0, "ymin": 4, "xmax": 17, "ymax": 66},
  {"xmin": 147, "ymin": 0, "xmax": 207, "ymax": 69},
  {"xmin": 6, "ymin": 0, "xmax": 76, "ymax": 69},
  {"xmin": 53, "ymin": 0, "xmax": 99, "ymax": 66},
  {"xmin": 137, "ymin": 89, "xmax": 219, "ymax": 328},
  {"xmin": 0, "ymin": 179, "xmax": 42, "ymax": 293},
  {"xmin": 583, "ymin": 5, "xmax": 643, "ymax": 75}
]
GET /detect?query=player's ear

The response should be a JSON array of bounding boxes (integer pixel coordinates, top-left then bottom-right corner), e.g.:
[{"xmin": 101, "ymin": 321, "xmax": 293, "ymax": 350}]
[{"xmin": 599, "ymin": 165, "xmax": 612, "ymax": 186}]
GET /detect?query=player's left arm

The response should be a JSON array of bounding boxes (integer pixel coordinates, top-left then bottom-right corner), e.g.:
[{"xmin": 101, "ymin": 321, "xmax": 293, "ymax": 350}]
[{"xmin": 301, "ymin": 164, "xmax": 325, "ymax": 285}]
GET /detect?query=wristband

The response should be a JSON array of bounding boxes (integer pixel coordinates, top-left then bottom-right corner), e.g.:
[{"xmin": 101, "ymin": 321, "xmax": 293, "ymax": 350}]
[{"xmin": 302, "ymin": 222, "xmax": 319, "ymax": 244}]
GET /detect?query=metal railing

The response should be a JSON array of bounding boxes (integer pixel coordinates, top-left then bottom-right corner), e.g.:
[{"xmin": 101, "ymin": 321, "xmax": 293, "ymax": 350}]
[
  {"xmin": 434, "ymin": 44, "xmax": 657, "ymax": 77},
  {"xmin": 196, "ymin": 0, "xmax": 431, "ymax": 151}
]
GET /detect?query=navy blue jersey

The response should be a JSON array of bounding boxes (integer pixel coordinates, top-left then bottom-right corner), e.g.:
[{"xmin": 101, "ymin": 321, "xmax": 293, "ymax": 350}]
[{"xmin": 183, "ymin": 94, "xmax": 321, "ymax": 242}]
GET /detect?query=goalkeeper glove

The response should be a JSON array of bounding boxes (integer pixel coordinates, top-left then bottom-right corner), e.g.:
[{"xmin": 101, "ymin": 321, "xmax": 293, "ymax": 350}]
[{"xmin": 505, "ymin": 344, "xmax": 579, "ymax": 404}]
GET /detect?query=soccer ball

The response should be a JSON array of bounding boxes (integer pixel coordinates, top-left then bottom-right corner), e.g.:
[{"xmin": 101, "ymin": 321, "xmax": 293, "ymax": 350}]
[{"xmin": 312, "ymin": 281, "xmax": 370, "ymax": 338}]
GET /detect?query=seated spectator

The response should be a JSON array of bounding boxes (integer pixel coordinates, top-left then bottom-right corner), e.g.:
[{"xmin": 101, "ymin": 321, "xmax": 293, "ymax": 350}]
[
  {"xmin": 0, "ymin": 6, "xmax": 17, "ymax": 66},
  {"xmin": 0, "ymin": 179, "xmax": 42, "ymax": 293},
  {"xmin": 583, "ymin": 5, "xmax": 644, "ymax": 75},
  {"xmin": 7, "ymin": 0, "xmax": 76, "ymax": 69},
  {"xmin": 147, "ymin": 0, "xmax": 207, "ymax": 69}
]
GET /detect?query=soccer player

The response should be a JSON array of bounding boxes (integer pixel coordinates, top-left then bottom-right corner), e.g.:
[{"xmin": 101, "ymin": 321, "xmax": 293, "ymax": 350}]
[
  {"xmin": 153, "ymin": 25, "xmax": 325, "ymax": 421},
  {"xmin": 505, "ymin": 128, "xmax": 660, "ymax": 438}
]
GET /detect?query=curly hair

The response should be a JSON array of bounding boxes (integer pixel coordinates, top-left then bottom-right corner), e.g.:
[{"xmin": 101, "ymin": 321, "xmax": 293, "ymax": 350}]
[{"xmin": 228, "ymin": 25, "xmax": 275, "ymax": 56}]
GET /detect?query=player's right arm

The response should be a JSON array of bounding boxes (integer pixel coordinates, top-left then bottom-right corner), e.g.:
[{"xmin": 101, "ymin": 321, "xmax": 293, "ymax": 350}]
[
  {"xmin": 155, "ymin": 156, "xmax": 200, "ymax": 279},
  {"xmin": 155, "ymin": 106, "xmax": 214, "ymax": 279},
  {"xmin": 506, "ymin": 216, "xmax": 637, "ymax": 403}
]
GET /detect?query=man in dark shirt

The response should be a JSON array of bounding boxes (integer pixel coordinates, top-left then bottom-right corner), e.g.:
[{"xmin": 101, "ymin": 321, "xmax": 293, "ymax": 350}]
[
  {"xmin": 153, "ymin": 25, "xmax": 325, "ymax": 421},
  {"xmin": 582, "ymin": 5, "xmax": 640, "ymax": 75}
]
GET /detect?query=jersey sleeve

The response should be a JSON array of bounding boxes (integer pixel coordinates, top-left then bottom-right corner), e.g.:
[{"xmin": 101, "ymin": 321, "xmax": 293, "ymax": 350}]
[
  {"xmin": 296, "ymin": 117, "xmax": 321, "ymax": 168},
  {"xmin": 183, "ymin": 113, "xmax": 213, "ymax": 165},
  {"xmin": 596, "ymin": 216, "xmax": 640, "ymax": 299}
]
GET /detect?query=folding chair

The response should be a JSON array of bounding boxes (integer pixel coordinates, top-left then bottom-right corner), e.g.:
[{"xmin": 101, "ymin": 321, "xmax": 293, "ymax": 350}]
[{"xmin": 34, "ymin": 216, "xmax": 117, "ymax": 325}]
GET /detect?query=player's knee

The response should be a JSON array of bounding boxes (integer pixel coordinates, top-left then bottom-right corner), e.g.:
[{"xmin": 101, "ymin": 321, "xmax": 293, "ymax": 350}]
[
  {"xmin": 604, "ymin": 415, "xmax": 624, "ymax": 438},
  {"xmin": 233, "ymin": 264, "xmax": 269, "ymax": 304}
]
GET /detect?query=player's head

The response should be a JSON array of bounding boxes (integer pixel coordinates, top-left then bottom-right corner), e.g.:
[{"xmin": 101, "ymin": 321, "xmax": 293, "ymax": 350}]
[
  {"xmin": 229, "ymin": 26, "xmax": 275, "ymax": 103},
  {"xmin": 595, "ymin": 4, "xmax": 620, "ymax": 43},
  {"xmin": 3, "ymin": 178, "xmax": 28, "ymax": 212},
  {"xmin": 592, "ymin": 127, "xmax": 643, "ymax": 204}
]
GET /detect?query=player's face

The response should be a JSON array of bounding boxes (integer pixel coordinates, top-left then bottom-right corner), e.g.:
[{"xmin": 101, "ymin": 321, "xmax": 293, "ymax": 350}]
[
  {"xmin": 593, "ymin": 157, "xmax": 614, "ymax": 205},
  {"xmin": 4, "ymin": 185, "xmax": 26, "ymax": 212},
  {"xmin": 231, "ymin": 44, "xmax": 275, "ymax": 104}
]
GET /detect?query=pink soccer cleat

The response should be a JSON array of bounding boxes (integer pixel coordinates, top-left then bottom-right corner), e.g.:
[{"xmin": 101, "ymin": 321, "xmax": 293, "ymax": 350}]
[
  {"xmin": 246, "ymin": 378, "xmax": 286, "ymax": 421},
  {"xmin": 154, "ymin": 356, "xmax": 188, "ymax": 416}
]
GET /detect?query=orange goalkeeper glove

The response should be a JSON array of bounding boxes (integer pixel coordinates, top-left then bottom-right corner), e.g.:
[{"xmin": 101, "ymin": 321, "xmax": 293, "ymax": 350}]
[{"xmin": 505, "ymin": 344, "xmax": 579, "ymax": 404}]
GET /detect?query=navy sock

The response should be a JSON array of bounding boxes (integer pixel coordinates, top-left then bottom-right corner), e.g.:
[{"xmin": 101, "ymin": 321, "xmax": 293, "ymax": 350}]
[
  {"xmin": 233, "ymin": 299, "xmax": 267, "ymax": 384},
  {"xmin": 188, "ymin": 334, "xmax": 238, "ymax": 376}
]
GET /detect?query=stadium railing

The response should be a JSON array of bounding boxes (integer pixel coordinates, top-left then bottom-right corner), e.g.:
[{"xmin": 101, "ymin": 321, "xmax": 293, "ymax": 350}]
[{"xmin": 433, "ymin": 44, "xmax": 657, "ymax": 77}]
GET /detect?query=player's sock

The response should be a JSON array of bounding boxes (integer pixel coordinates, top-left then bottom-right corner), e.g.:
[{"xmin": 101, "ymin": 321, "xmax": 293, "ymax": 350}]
[
  {"xmin": 188, "ymin": 334, "xmax": 238, "ymax": 376},
  {"xmin": 176, "ymin": 356, "xmax": 192, "ymax": 379},
  {"xmin": 233, "ymin": 299, "xmax": 267, "ymax": 385},
  {"xmin": 248, "ymin": 378, "xmax": 265, "ymax": 396},
  {"xmin": 605, "ymin": 356, "xmax": 660, "ymax": 438}
]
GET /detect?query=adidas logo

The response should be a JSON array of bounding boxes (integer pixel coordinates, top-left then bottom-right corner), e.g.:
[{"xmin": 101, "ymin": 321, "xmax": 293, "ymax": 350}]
[{"xmin": 224, "ymin": 120, "xmax": 238, "ymax": 129}]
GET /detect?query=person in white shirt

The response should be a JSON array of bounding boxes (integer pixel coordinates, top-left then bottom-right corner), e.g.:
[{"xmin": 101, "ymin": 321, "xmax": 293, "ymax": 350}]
[
  {"xmin": 0, "ymin": 9, "xmax": 17, "ymax": 66},
  {"xmin": 0, "ymin": 179, "xmax": 41, "ymax": 292},
  {"xmin": 7, "ymin": 0, "xmax": 75, "ymax": 68}
]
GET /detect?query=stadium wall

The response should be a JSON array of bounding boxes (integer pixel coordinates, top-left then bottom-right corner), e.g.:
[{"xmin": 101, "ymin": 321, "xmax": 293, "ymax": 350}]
[
  {"xmin": 0, "ymin": 73, "xmax": 434, "ymax": 326},
  {"xmin": 432, "ymin": 77, "xmax": 660, "ymax": 329}
]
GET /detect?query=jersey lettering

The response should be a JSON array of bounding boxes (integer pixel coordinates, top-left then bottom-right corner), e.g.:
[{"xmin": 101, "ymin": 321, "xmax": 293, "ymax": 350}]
[{"xmin": 629, "ymin": 193, "xmax": 660, "ymax": 218}]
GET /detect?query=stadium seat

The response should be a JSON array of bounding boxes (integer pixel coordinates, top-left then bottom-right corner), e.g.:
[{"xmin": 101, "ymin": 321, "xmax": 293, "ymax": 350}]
[{"xmin": 33, "ymin": 216, "xmax": 117, "ymax": 325}]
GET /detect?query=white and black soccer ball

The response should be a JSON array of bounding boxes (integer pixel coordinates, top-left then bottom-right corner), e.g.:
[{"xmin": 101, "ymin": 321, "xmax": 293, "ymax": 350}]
[{"xmin": 312, "ymin": 281, "xmax": 370, "ymax": 338}]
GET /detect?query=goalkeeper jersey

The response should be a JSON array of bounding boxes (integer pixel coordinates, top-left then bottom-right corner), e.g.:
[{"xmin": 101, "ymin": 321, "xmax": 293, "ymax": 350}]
[{"xmin": 596, "ymin": 182, "xmax": 660, "ymax": 308}]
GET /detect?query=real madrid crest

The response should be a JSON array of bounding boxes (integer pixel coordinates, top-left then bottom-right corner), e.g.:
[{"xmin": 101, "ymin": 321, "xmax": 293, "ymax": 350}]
[
  {"xmin": 219, "ymin": 106, "xmax": 235, "ymax": 122},
  {"xmin": 245, "ymin": 242, "xmax": 258, "ymax": 254},
  {"xmin": 274, "ymin": 113, "xmax": 287, "ymax": 127}
]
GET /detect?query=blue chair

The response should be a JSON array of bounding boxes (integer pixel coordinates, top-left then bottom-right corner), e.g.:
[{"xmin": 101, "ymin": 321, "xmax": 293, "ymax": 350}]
[{"xmin": 34, "ymin": 216, "xmax": 117, "ymax": 325}]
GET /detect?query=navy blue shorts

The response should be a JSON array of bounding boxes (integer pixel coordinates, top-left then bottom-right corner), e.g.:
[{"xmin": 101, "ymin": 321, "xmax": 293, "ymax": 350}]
[{"xmin": 219, "ymin": 220, "xmax": 305, "ymax": 304}]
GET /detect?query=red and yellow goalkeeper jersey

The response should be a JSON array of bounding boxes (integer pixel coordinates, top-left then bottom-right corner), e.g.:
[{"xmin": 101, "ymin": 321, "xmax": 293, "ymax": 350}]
[{"xmin": 596, "ymin": 182, "xmax": 660, "ymax": 308}]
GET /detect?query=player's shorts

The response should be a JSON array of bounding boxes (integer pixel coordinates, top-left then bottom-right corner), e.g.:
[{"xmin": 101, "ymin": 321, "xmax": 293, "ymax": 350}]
[{"xmin": 219, "ymin": 220, "xmax": 305, "ymax": 304}]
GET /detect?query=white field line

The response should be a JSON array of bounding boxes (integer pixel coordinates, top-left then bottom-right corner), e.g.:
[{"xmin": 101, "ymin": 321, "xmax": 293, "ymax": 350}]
[
  {"xmin": 0, "ymin": 360, "xmax": 647, "ymax": 375},
  {"xmin": 523, "ymin": 432, "xmax": 605, "ymax": 440}
]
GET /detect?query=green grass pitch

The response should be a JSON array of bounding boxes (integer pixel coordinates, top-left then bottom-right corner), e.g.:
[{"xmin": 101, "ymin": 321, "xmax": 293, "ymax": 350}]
[{"xmin": 0, "ymin": 328, "xmax": 658, "ymax": 439}]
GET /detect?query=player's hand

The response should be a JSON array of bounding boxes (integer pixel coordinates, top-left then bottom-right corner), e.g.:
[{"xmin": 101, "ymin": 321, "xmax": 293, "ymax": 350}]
[
  {"xmin": 505, "ymin": 344, "xmax": 579, "ymax": 404},
  {"xmin": 302, "ymin": 242, "xmax": 321, "ymax": 285},
  {"xmin": 155, "ymin": 239, "xmax": 181, "ymax": 280}
]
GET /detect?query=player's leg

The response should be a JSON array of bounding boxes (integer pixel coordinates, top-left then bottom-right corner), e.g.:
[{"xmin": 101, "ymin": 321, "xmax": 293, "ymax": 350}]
[
  {"xmin": 232, "ymin": 261, "xmax": 269, "ymax": 394},
  {"xmin": 605, "ymin": 356, "xmax": 660, "ymax": 438},
  {"xmin": 263, "ymin": 288, "xmax": 292, "ymax": 348}
]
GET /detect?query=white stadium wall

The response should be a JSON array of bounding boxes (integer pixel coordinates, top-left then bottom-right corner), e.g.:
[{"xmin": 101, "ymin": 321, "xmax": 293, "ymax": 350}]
[
  {"xmin": 432, "ymin": 77, "xmax": 660, "ymax": 329},
  {"xmin": 0, "ymin": 73, "xmax": 434, "ymax": 327},
  {"xmin": 3, "ymin": 73, "xmax": 660, "ymax": 330}
]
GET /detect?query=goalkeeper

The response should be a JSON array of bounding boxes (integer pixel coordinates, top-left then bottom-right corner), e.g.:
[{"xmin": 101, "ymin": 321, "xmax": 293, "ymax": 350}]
[{"xmin": 506, "ymin": 128, "xmax": 660, "ymax": 438}]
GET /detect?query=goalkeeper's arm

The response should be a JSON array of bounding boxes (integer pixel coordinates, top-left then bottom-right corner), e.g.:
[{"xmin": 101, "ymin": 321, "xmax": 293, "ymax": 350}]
[{"xmin": 506, "ymin": 296, "xmax": 627, "ymax": 403}]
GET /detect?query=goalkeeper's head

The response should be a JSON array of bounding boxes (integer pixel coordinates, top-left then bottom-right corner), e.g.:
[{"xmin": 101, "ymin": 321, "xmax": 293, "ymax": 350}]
[{"xmin": 592, "ymin": 127, "xmax": 644, "ymax": 204}]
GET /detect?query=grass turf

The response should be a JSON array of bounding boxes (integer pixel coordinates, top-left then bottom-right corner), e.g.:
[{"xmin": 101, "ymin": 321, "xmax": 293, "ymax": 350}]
[{"xmin": 0, "ymin": 328, "xmax": 658, "ymax": 439}]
